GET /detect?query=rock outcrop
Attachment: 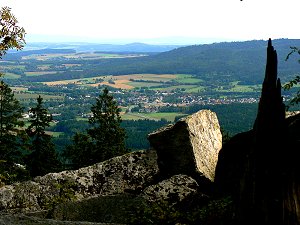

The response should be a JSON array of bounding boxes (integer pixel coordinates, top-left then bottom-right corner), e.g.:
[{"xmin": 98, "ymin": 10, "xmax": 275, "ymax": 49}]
[
  {"xmin": 237, "ymin": 39, "xmax": 288, "ymax": 225},
  {"xmin": 0, "ymin": 109, "xmax": 224, "ymax": 224},
  {"xmin": 148, "ymin": 109, "xmax": 222, "ymax": 182},
  {"xmin": 0, "ymin": 149, "xmax": 159, "ymax": 213},
  {"xmin": 50, "ymin": 174, "xmax": 206, "ymax": 224},
  {"xmin": 215, "ymin": 39, "xmax": 300, "ymax": 225},
  {"xmin": 141, "ymin": 174, "xmax": 205, "ymax": 205},
  {"xmin": 0, "ymin": 213, "xmax": 119, "ymax": 225}
]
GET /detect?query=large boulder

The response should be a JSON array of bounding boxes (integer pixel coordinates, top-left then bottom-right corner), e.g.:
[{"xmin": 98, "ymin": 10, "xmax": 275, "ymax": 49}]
[
  {"xmin": 141, "ymin": 174, "xmax": 206, "ymax": 205},
  {"xmin": 49, "ymin": 175, "xmax": 207, "ymax": 224},
  {"xmin": 0, "ymin": 149, "xmax": 158, "ymax": 213},
  {"xmin": 148, "ymin": 110, "xmax": 222, "ymax": 182}
]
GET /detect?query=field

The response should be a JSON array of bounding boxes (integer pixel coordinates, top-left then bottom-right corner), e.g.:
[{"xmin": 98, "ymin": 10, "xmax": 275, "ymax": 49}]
[
  {"xmin": 14, "ymin": 93, "xmax": 64, "ymax": 101},
  {"xmin": 42, "ymin": 73, "xmax": 206, "ymax": 91},
  {"xmin": 2, "ymin": 49, "xmax": 261, "ymax": 96},
  {"xmin": 216, "ymin": 81, "xmax": 261, "ymax": 93},
  {"xmin": 25, "ymin": 71, "xmax": 59, "ymax": 76},
  {"xmin": 21, "ymin": 52, "xmax": 146, "ymax": 61},
  {"xmin": 13, "ymin": 53, "xmax": 259, "ymax": 94},
  {"xmin": 45, "ymin": 131, "xmax": 64, "ymax": 137},
  {"xmin": 40, "ymin": 73, "xmax": 260, "ymax": 94},
  {"xmin": 11, "ymin": 87, "xmax": 29, "ymax": 92},
  {"xmin": 4, "ymin": 73, "xmax": 21, "ymax": 79},
  {"xmin": 122, "ymin": 112, "xmax": 186, "ymax": 122},
  {"xmin": 43, "ymin": 74, "xmax": 175, "ymax": 86}
]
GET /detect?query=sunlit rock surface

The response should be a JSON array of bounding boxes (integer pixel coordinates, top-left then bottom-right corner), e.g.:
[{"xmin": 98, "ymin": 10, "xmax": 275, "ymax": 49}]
[
  {"xmin": 148, "ymin": 109, "xmax": 222, "ymax": 181},
  {"xmin": 0, "ymin": 149, "xmax": 158, "ymax": 213}
]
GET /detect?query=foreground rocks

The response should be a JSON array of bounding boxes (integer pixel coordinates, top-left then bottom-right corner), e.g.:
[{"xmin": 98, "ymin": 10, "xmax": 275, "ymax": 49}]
[
  {"xmin": 215, "ymin": 39, "xmax": 300, "ymax": 225},
  {"xmin": 0, "ymin": 213, "xmax": 119, "ymax": 225},
  {"xmin": 141, "ymin": 174, "xmax": 202, "ymax": 205},
  {"xmin": 148, "ymin": 109, "xmax": 222, "ymax": 182},
  {"xmin": 50, "ymin": 174, "xmax": 205, "ymax": 224},
  {"xmin": 0, "ymin": 109, "xmax": 225, "ymax": 224},
  {"xmin": 0, "ymin": 149, "xmax": 159, "ymax": 213}
]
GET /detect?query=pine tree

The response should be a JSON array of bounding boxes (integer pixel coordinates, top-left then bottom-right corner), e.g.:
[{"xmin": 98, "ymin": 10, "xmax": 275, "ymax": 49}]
[
  {"xmin": 88, "ymin": 88, "xmax": 128, "ymax": 162},
  {"xmin": 64, "ymin": 132, "xmax": 93, "ymax": 169},
  {"xmin": 64, "ymin": 88, "xmax": 128, "ymax": 169},
  {"xmin": 0, "ymin": 7, "xmax": 28, "ymax": 184},
  {"xmin": 25, "ymin": 95, "xmax": 61, "ymax": 177},
  {"xmin": 0, "ymin": 80, "xmax": 25, "ymax": 162}
]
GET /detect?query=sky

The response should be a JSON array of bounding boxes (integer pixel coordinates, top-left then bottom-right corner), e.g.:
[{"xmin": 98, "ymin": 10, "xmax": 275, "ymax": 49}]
[{"xmin": 1, "ymin": 0, "xmax": 299, "ymax": 44}]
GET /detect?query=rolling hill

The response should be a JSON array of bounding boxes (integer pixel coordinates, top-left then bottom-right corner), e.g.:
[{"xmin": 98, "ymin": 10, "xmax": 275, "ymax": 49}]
[{"xmin": 8, "ymin": 39, "xmax": 300, "ymax": 85}]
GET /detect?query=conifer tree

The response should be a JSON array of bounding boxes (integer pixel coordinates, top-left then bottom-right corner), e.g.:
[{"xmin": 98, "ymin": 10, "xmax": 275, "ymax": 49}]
[
  {"xmin": 25, "ymin": 95, "xmax": 61, "ymax": 177},
  {"xmin": 64, "ymin": 132, "xmax": 93, "ymax": 168},
  {"xmin": 0, "ymin": 7, "xmax": 28, "ymax": 184},
  {"xmin": 88, "ymin": 88, "xmax": 127, "ymax": 161},
  {"xmin": 0, "ymin": 7, "xmax": 26, "ymax": 157},
  {"xmin": 0, "ymin": 80, "xmax": 25, "ymax": 162},
  {"xmin": 64, "ymin": 88, "xmax": 128, "ymax": 168}
]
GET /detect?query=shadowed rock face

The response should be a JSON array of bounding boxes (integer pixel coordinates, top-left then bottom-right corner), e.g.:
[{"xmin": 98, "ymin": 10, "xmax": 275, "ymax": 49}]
[
  {"xmin": 0, "ymin": 150, "xmax": 159, "ymax": 213},
  {"xmin": 141, "ymin": 174, "xmax": 203, "ymax": 205},
  {"xmin": 234, "ymin": 39, "xmax": 289, "ymax": 225},
  {"xmin": 0, "ymin": 109, "xmax": 223, "ymax": 224},
  {"xmin": 148, "ymin": 110, "xmax": 222, "ymax": 182},
  {"xmin": 0, "ymin": 213, "xmax": 117, "ymax": 225},
  {"xmin": 216, "ymin": 39, "xmax": 300, "ymax": 225},
  {"xmin": 253, "ymin": 38, "xmax": 286, "ymax": 151},
  {"xmin": 51, "ymin": 174, "xmax": 207, "ymax": 224}
]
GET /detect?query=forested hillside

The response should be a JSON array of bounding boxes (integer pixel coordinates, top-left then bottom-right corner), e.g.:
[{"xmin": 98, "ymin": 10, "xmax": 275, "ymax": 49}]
[{"xmin": 14, "ymin": 39, "xmax": 300, "ymax": 84}]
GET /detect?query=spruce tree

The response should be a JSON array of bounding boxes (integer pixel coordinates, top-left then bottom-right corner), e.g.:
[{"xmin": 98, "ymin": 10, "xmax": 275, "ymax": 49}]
[
  {"xmin": 0, "ymin": 7, "xmax": 28, "ymax": 184},
  {"xmin": 64, "ymin": 132, "xmax": 93, "ymax": 168},
  {"xmin": 88, "ymin": 88, "xmax": 127, "ymax": 162},
  {"xmin": 25, "ymin": 95, "xmax": 61, "ymax": 177},
  {"xmin": 64, "ymin": 88, "xmax": 128, "ymax": 169},
  {"xmin": 0, "ymin": 80, "xmax": 25, "ymax": 162}
]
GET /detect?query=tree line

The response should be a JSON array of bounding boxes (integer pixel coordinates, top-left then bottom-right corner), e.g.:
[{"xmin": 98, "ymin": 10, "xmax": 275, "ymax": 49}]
[{"xmin": 0, "ymin": 82, "xmax": 128, "ymax": 184}]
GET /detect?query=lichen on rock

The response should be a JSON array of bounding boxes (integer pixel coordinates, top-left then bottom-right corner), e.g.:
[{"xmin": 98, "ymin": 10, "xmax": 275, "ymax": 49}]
[
  {"xmin": 148, "ymin": 109, "xmax": 222, "ymax": 181},
  {"xmin": 0, "ymin": 149, "xmax": 159, "ymax": 213}
]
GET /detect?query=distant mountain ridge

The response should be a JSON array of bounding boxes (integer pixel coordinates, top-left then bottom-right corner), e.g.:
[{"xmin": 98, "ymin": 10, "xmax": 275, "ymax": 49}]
[
  {"xmin": 21, "ymin": 42, "xmax": 183, "ymax": 53},
  {"xmin": 7, "ymin": 39, "xmax": 300, "ymax": 85},
  {"xmin": 144, "ymin": 38, "xmax": 300, "ymax": 83}
]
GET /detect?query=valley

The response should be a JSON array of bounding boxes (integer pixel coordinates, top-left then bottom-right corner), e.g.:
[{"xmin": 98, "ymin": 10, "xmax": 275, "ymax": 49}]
[{"xmin": 1, "ymin": 40, "xmax": 299, "ymax": 151}]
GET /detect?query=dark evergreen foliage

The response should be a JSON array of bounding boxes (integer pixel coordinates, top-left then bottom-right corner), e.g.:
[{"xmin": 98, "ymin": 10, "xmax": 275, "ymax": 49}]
[
  {"xmin": 122, "ymin": 119, "xmax": 169, "ymax": 150},
  {"xmin": 87, "ymin": 88, "xmax": 128, "ymax": 161},
  {"xmin": 63, "ymin": 132, "xmax": 93, "ymax": 168},
  {"xmin": 64, "ymin": 88, "xmax": 128, "ymax": 169},
  {"xmin": 0, "ymin": 80, "xmax": 25, "ymax": 163},
  {"xmin": 25, "ymin": 95, "xmax": 61, "ymax": 177}
]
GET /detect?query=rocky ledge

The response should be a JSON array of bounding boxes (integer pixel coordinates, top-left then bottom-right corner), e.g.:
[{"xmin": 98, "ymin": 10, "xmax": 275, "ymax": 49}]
[{"xmin": 0, "ymin": 109, "xmax": 224, "ymax": 224}]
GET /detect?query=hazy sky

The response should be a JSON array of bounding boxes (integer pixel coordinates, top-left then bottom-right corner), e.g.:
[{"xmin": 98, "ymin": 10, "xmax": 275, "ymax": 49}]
[{"xmin": 1, "ymin": 0, "xmax": 299, "ymax": 44}]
